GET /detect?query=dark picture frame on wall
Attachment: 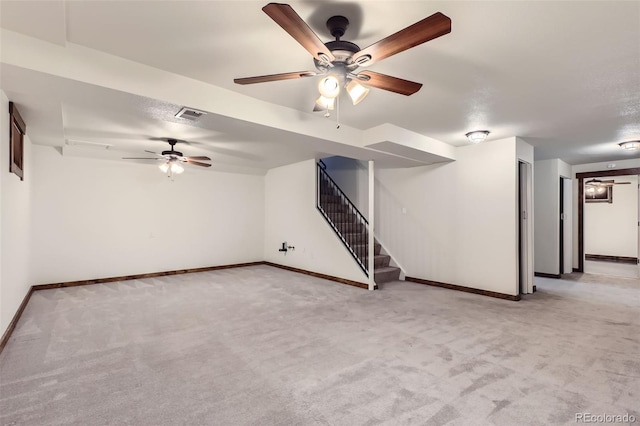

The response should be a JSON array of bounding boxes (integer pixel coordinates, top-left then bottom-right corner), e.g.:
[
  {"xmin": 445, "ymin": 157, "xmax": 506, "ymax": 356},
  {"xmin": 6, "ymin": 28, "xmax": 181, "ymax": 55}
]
[
  {"xmin": 585, "ymin": 180, "xmax": 613, "ymax": 203},
  {"xmin": 9, "ymin": 102, "xmax": 25, "ymax": 181}
]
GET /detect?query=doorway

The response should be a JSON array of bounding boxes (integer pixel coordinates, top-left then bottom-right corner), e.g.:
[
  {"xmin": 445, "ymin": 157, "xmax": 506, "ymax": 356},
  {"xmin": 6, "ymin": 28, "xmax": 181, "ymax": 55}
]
[
  {"xmin": 518, "ymin": 161, "xmax": 533, "ymax": 294},
  {"xmin": 559, "ymin": 177, "xmax": 572, "ymax": 275},
  {"xmin": 577, "ymin": 167, "xmax": 640, "ymax": 275}
]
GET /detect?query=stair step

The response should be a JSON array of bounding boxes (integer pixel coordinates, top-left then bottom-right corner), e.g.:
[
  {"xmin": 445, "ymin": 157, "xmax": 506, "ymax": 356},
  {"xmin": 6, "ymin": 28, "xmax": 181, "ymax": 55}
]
[
  {"xmin": 327, "ymin": 212, "xmax": 357, "ymax": 222},
  {"xmin": 375, "ymin": 254, "xmax": 391, "ymax": 268},
  {"xmin": 342, "ymin": 231, "xmax": 368, "ymax": 240},
  {"xmin": 321, "ymin": 202, "xmax": 350, "ymax": 213},
  {"xmin": 320, "ymin": 194, "xmax": 344, "ymax": 203},
  {"xmin": 352, "ymin": 243, "xmax": 382, "ymax": 256},
  {"xmin": 334, "ymin": 222, "xmax": 366, "ymax": 233},
  {"xmin": 374, "ymin": 266, "xmax": 401, "ymax": 284}
]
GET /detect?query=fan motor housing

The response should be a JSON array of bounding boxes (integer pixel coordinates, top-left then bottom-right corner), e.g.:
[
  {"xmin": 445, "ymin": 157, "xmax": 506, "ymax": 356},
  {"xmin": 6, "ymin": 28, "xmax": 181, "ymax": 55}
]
[{"xmin": 315, "ymin": 40, "xmax": 361, "ymax": 72}]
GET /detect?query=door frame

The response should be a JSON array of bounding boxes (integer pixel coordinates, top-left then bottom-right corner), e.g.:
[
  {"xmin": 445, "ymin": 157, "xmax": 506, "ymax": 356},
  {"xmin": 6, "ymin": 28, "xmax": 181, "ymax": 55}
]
[
  {"xmin": 518, "ymin": 160, "xmax": 534, "ymax": 294},
  {"xmin": 576, "ymin": 167, "xmax": 640, "ymax": 272},
  {"xmin": 559, "ymin": 177, "xmax": 564, "ymax": 274}
]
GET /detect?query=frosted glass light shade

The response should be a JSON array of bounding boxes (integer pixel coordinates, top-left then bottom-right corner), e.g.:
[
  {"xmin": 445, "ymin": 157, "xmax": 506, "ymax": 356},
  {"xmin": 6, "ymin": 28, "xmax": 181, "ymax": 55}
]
[
  {"xmin": 346, "ymin": 80, "xmax": 370, "ymax": 105},
  {"xmin": 465, "ymin": 130, "xmax": 490, "ymax": 143},
  {"xmin": 159, "ymin": 162, "xmax": 169, "ymax": 173},
  {"xmin": 619, "ymin": 141, "xmax": 640, "ymax": 150},
  {"xmin": 314, "ymin": 96, "xmax": 335, "ymax": 111},
  {"xmin": 171, "ymin": 162, "xmax": 184, "ymax": 174},
  {"xmin": 318, "ymin": 75, "xmax": 340, "ymax": 98}
]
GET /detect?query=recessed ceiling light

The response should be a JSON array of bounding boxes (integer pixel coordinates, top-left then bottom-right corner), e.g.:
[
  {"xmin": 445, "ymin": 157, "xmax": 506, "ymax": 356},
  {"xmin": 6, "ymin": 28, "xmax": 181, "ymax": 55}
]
[
  {"xmin": 465, "ymin": 130, "xmax": 490, "ymax": 143},
  {"xmin": 619, "ymin": 141, "xmax": 640, "ymax": 150}
]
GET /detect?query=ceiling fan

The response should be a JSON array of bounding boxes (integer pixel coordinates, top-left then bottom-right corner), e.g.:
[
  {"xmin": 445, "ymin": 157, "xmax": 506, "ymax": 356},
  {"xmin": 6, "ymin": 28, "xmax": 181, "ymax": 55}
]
[
  {"xmin": 585, "ymin": 178, "xmax": 631, "ymax": 195},
  {"xmin": 585, "ymin": 178, "xmax": 631, "ymax": 187},
  {"xmin": 123, "ymin": 139, "xmax": 211, "ymax": 176},
  {"xmin": 234, "ymin": 3, "xmax": 451, "ymax": 111}
]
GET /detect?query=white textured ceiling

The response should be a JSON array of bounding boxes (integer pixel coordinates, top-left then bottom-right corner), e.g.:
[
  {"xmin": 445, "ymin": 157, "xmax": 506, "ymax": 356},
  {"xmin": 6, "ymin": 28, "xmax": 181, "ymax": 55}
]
[{"xmin": 1, "ymin": 0, "xmax": 640, "ymax": 167}]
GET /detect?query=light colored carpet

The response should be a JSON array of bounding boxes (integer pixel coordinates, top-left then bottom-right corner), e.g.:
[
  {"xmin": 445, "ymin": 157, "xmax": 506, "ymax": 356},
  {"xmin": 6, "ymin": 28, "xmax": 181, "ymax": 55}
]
[
  {"xmin": 1, "ymin": 265, "xmax": 638, "ymax": 425},
  {"xmin": 584, "ymin": 259, "xmax": 639, "ymax": 279}
]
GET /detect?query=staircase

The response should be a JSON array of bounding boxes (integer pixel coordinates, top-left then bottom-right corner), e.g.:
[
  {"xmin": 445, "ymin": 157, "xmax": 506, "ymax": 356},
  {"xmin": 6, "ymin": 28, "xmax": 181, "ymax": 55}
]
[
  {"xmin": 316, "ymin": 162, "xmax": 401, "ymax": 285},
  {"xmin": 374, "ymin": 251, "xmax": 401, "ymax": 284}
]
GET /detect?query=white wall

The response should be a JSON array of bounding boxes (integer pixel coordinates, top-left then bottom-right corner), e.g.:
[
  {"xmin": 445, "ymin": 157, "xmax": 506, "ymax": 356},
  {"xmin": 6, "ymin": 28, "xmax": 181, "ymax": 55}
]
[
  {"xmin": 263, "ymin": 159, "xmax": 367, "ymax": 284},
  {"xmin": 375, "ymin": 137, "xmax": 520, "ymax": 296},
  {"xmin": 516, "ymin": 138, "xmax": 534, "ymax": 164},
  {"xmin": 30, "ymin": 145, "xmax": 265, "ymax": 284},
  {"xmin": 534, "ymin": 158, "xmax": 573, "ymax": 275},
  {"xmin": 321, "ymin": 156, "xmax": 368, "ymax": 217},
  {"xmin": 534, "ymin": 159, "xmax": 560, "ymax": 275},
  {"xmin": 0, "ymin": 92, "xmax": 33, "ymax": 337},
  {"xmin": 585, "ymin": 175, "xmax": 638, "ymax": 257}
]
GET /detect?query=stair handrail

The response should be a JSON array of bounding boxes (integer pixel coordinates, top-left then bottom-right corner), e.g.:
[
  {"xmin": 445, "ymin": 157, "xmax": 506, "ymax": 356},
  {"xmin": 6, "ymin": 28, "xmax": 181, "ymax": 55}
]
[
  {"xmin": 317, "ymin": 162, "xmax": 369, "ymax": 225},
  {"xmin": 316, "ymin": 161, "xmax": 369, "ymax": 276}
]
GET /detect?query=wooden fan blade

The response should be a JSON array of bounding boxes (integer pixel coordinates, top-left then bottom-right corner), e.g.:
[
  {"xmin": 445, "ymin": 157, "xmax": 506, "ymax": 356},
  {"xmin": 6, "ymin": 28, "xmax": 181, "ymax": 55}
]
[
  {"xmin": 262, "ymin": 3, "xmax": 335, "ymax": 62},
  {"xmin": 186, "ymin": 156, "xmax": 211, "ymax": 161},
  {"xmin": 234, "ymin": 71, "xmax": 316, "ymax": 85},
  {"xmin": 357, "ymin": 71, "xmax": 423, "ymax": 95},
  {"xmin": 186, "ymin": 159, "xmax": 212, "ymax": 168},
  {"xmin": 352, "ymin": 12, "xmax": 451, "ymax": 66}
]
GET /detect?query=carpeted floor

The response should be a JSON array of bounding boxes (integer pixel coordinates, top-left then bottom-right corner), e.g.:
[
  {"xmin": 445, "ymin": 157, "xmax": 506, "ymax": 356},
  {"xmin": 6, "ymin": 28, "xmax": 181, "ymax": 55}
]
[
  {"xmin": 584, "ymin": 259, "xmax": 639, "ymax": 279},
  {"xmin": 1, "ymin": 265, "xmax": 638, "ymax": 425}
]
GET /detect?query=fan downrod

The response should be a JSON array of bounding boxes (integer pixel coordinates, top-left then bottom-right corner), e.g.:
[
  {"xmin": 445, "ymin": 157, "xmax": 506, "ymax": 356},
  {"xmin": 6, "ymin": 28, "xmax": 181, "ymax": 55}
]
[
  {"xmin": 162, "ymin": 138, "xmax": 183, "ymax": 157},
  {"xmin": 327, "ymin": 15, "xmax": 349, "ymax": 40}
]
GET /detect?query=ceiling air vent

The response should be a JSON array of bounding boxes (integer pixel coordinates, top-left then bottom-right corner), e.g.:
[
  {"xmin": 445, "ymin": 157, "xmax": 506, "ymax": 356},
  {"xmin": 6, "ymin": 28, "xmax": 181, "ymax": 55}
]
[
  {"xmin": 175, "ymin": 107, "xmax": 207, "ymax": 120},
  {"xmin": 66, "ymin": 139, "xmax": 113, "ymax": 150}
]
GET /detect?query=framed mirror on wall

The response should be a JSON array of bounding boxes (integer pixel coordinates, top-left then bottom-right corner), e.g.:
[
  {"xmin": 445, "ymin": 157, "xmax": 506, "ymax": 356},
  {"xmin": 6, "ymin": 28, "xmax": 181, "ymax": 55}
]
[{"xmin": 9, "ymin": 102, "xmax": 26, "ymax": 181}]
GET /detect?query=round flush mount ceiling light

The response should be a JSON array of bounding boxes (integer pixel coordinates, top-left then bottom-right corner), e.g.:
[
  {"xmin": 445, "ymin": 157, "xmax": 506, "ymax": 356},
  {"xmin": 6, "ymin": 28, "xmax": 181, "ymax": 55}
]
[
  {"xmin": 619, "ymin": 141, "xmax": 640, "ymax": 151},
  {"xmin": 465, "ymin": 130, "xmax": 490, "ymax": 144}
]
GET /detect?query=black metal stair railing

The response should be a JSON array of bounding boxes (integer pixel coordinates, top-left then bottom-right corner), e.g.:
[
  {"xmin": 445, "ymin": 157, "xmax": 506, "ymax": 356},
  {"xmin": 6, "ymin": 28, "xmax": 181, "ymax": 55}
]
[{"xmin": 316, "ymin": 161, "xmax": 369, "ymax": 276}]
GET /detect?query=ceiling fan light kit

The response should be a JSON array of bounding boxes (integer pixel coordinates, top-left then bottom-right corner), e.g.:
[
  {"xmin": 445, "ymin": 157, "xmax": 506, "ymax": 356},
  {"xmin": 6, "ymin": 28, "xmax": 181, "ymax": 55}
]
[
  {"xmin": 465, "ymin": 130, "xmax": 490, "ymax": 143},
  {"xmin": 619, "ymin": 141, "xmax": 640, "ymax": 150},
  {"xmin": 234, "ymin": 3, "xmax": 451, "ymax": 112},
  {"xmin": 159, "ymin": 161, "xmax": 184, "ymax": 175}
]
